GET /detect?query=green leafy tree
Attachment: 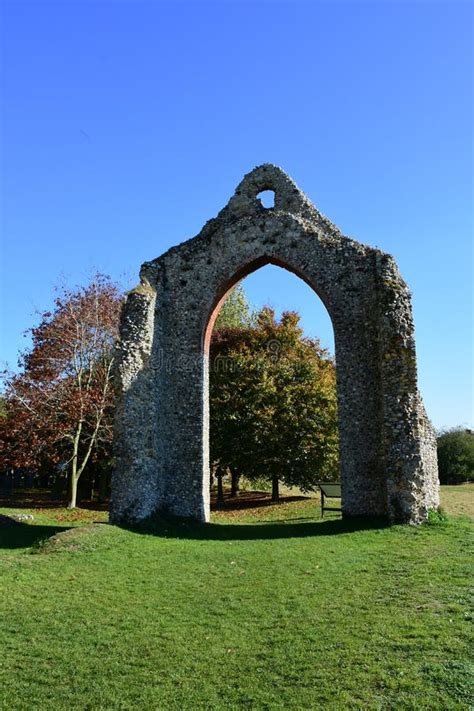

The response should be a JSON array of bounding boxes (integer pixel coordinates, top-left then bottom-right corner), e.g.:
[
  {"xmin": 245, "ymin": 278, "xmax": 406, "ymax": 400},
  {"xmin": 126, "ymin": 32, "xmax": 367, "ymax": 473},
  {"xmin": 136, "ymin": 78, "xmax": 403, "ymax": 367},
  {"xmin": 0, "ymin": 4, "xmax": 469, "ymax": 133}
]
[
  {"xmin": 437, "ymin": 428, "xmax": 474, "ymax": 484},
  {"xmin": 214, "ymin": 284, "xmax": 256, "ymax": 331},
  {"xmin": 211, "ymin": 283, "xmax": 256, "ymax": 500},
  {"xmin": 210, "ymin": 307, "xmax": 339, "ymax": 501}
]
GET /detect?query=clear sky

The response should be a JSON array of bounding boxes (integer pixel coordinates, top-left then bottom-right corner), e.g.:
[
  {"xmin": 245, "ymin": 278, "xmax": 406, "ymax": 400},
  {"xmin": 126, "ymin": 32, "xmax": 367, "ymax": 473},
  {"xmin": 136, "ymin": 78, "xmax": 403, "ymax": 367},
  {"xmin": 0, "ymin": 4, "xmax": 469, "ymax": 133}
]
[{"xmin": 1, "ymin": 0, "xmax": 472, "ymax": 430}]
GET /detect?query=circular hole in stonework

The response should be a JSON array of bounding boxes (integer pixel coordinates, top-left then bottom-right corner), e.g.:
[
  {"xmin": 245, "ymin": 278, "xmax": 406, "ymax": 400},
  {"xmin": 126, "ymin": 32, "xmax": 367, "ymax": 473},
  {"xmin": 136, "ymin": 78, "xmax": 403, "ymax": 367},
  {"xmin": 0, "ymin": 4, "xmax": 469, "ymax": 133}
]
[{"xmin": 256, "ymin": 190, "xmax": 275, "ymax": 208}]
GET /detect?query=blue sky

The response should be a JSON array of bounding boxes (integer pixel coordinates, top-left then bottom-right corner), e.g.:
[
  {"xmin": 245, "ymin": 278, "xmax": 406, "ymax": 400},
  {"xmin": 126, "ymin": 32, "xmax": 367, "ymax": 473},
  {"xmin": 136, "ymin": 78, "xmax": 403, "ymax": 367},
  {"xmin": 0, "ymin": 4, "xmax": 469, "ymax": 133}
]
[{"xmin": 1, "ymin": 0, "xmax": 472, "ymax": 429}]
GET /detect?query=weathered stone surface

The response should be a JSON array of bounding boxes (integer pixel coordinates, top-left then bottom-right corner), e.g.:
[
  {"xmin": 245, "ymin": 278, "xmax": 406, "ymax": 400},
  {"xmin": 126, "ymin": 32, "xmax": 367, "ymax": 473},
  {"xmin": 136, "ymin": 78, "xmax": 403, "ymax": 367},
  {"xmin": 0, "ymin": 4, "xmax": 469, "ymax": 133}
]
[{"xmin": 110, "ymin": 164, "xmax": 439, "ymax": 525}]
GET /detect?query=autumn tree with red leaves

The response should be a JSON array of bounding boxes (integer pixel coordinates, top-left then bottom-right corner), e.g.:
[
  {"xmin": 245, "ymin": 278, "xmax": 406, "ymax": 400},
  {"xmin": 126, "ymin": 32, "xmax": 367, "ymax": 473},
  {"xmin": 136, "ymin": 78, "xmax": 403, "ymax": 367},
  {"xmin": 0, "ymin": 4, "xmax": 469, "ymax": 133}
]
[{"xmin": 0, "ymin": 275, "xmax": 123, "ymax": 508}]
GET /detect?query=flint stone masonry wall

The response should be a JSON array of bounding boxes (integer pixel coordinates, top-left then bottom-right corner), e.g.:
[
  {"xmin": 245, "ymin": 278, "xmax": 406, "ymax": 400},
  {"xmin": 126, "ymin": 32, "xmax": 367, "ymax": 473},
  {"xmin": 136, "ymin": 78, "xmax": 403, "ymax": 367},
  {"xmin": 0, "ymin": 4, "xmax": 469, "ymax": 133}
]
[{"xmin": 110, "ymin": 164, "xmax": 439, "ymax": 525}]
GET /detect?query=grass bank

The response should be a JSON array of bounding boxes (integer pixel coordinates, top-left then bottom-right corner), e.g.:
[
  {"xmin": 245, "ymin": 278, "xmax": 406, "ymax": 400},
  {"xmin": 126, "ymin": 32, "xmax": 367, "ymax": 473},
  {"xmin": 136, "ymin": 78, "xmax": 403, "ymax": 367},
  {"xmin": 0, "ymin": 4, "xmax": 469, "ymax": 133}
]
[{"xmin": 0, "ymin": 486, "xmax": 472, "ymax": 710}]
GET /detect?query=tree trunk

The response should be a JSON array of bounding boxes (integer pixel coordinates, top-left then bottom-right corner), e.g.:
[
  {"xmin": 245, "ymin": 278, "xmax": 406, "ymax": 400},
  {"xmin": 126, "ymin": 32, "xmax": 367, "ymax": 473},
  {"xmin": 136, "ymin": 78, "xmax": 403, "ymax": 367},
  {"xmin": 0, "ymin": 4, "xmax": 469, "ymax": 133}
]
[
  {"xmin": 271, "ymin": 475, "xmax": 279, "ymax": 502},
  {"xmin": 67, "ymin": 413, "xmax": 103, "ymax": 508},
  {"xmin": 68, "ymin": 420, "xmax": 82, "ymax": 509},
  {"xmin": 98, "ymin": 468, "xmax": 110, "ymax": 503},
  {"xmin": 217, "ymin": 472, "xmax": 224, "ymax": 507},
  {"xmin": 90, "ymin": 471, "xmax": 97, "ymax": 502},
  {"xmin": 68, "ymin": 472, "xmax": 78, "ymax": 509},
  {"xmin": 231, "ymin": 471, "xmax": 240, "ymax": 497}
]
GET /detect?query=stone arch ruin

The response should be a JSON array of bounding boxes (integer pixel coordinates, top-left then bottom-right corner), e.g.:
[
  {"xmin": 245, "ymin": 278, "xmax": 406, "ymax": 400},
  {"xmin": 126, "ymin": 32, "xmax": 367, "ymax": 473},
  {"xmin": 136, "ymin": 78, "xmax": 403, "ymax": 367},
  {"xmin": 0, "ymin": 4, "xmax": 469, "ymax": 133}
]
[{"xmin": 110, "ymin": 164, "xmax": 439, "ymax": 526}]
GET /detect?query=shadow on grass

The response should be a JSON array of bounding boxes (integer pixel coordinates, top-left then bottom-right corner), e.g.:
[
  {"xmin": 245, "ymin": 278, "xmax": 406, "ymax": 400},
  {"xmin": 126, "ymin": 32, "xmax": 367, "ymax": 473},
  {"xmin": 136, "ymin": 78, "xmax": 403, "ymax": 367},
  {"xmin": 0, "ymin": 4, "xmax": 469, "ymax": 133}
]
[
  {"xmin": 0, "ymin": 518, "xmax": 69, "ymax": 550},
  {"xmin": 0, "ymin": 492, "xmax": 109, "ymax": 511},
  {"xmin": 210, "ymin": 491, "xmax": 311, "ymax": 511},
  {"xmin": 125, "ymin": 514, "xmax": 390, "ymax": 541}
]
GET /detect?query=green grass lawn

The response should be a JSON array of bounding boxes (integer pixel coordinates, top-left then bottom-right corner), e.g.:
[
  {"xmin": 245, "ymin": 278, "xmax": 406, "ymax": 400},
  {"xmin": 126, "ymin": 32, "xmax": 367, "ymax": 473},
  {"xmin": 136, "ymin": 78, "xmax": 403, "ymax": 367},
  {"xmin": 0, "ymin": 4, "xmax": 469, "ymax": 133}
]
[{"xmin": 0, "ymin": 486, "xmax": 473, "ymax": 710}]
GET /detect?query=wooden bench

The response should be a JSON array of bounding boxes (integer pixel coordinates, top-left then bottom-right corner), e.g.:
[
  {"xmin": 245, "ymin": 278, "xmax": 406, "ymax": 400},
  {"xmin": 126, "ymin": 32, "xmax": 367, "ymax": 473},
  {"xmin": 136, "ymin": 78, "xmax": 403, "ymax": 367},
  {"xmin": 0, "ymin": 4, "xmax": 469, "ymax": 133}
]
[{"xmin": 318, "ymin": 483, "xmax": 342, "ymax": 518}]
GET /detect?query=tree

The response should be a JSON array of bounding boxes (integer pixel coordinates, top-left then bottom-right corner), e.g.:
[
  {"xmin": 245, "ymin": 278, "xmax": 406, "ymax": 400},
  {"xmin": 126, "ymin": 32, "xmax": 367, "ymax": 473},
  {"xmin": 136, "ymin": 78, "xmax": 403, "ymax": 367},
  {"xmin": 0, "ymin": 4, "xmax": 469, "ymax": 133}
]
[
  {"xmin": 437, "ymin": 428, "xmax": 474, "ymax": 484},
  {"xmin": 214, "ymin": 284, "xmax": 256, "ymax": 331},
  {"xmin": 0, "ymin": 275, "xmax": 123, "ymax": 508},
  {"xmin": 211, "ymin": 283, "xmax": 256, "ymax": 499},
  {"xmin": 210, "ymin": 307, "xmax": 339, "ymax": 501}
]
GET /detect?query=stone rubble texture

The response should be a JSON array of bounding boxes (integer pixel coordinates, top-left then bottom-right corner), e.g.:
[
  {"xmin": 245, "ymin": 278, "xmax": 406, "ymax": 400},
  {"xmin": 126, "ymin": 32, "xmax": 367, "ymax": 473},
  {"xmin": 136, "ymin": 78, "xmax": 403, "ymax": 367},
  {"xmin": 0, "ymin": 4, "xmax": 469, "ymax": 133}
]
[{"xmin": 110, "ymin": 165, "xmax": 440, "ymax": 525}]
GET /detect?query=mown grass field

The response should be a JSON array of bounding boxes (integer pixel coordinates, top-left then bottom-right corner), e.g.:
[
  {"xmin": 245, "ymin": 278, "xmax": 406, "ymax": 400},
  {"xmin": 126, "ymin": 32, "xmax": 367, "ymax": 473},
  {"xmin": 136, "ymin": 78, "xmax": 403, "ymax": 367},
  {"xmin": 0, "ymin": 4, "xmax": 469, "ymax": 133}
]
[{"xmin": 0, "ymin": 485, "xmax": 473, "ymax": 710}]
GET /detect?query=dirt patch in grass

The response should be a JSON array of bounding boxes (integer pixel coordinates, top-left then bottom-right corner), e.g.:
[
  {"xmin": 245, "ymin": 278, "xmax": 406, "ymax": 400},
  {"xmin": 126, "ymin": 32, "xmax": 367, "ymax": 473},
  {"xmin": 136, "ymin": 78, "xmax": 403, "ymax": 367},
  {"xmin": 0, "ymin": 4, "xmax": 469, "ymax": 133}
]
[
  {"xmin": 211, "ymin": 492, "xmax": 324, "ymax": 523},
  {"xmin": 0, "ymin": 490, "xmax": 109, "ymax": 511},
  {"xmin": 211, "ymin": 490, "xmax": 310, "ymax": 510}
]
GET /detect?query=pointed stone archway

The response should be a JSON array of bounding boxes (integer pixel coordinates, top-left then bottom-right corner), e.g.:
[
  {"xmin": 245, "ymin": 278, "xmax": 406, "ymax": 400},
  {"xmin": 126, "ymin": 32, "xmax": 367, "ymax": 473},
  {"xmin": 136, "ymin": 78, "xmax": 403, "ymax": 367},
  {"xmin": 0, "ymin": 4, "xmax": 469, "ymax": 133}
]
[{"xmin": 111, "ymin": 164, "xmax": 439, "ymax": 525}]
